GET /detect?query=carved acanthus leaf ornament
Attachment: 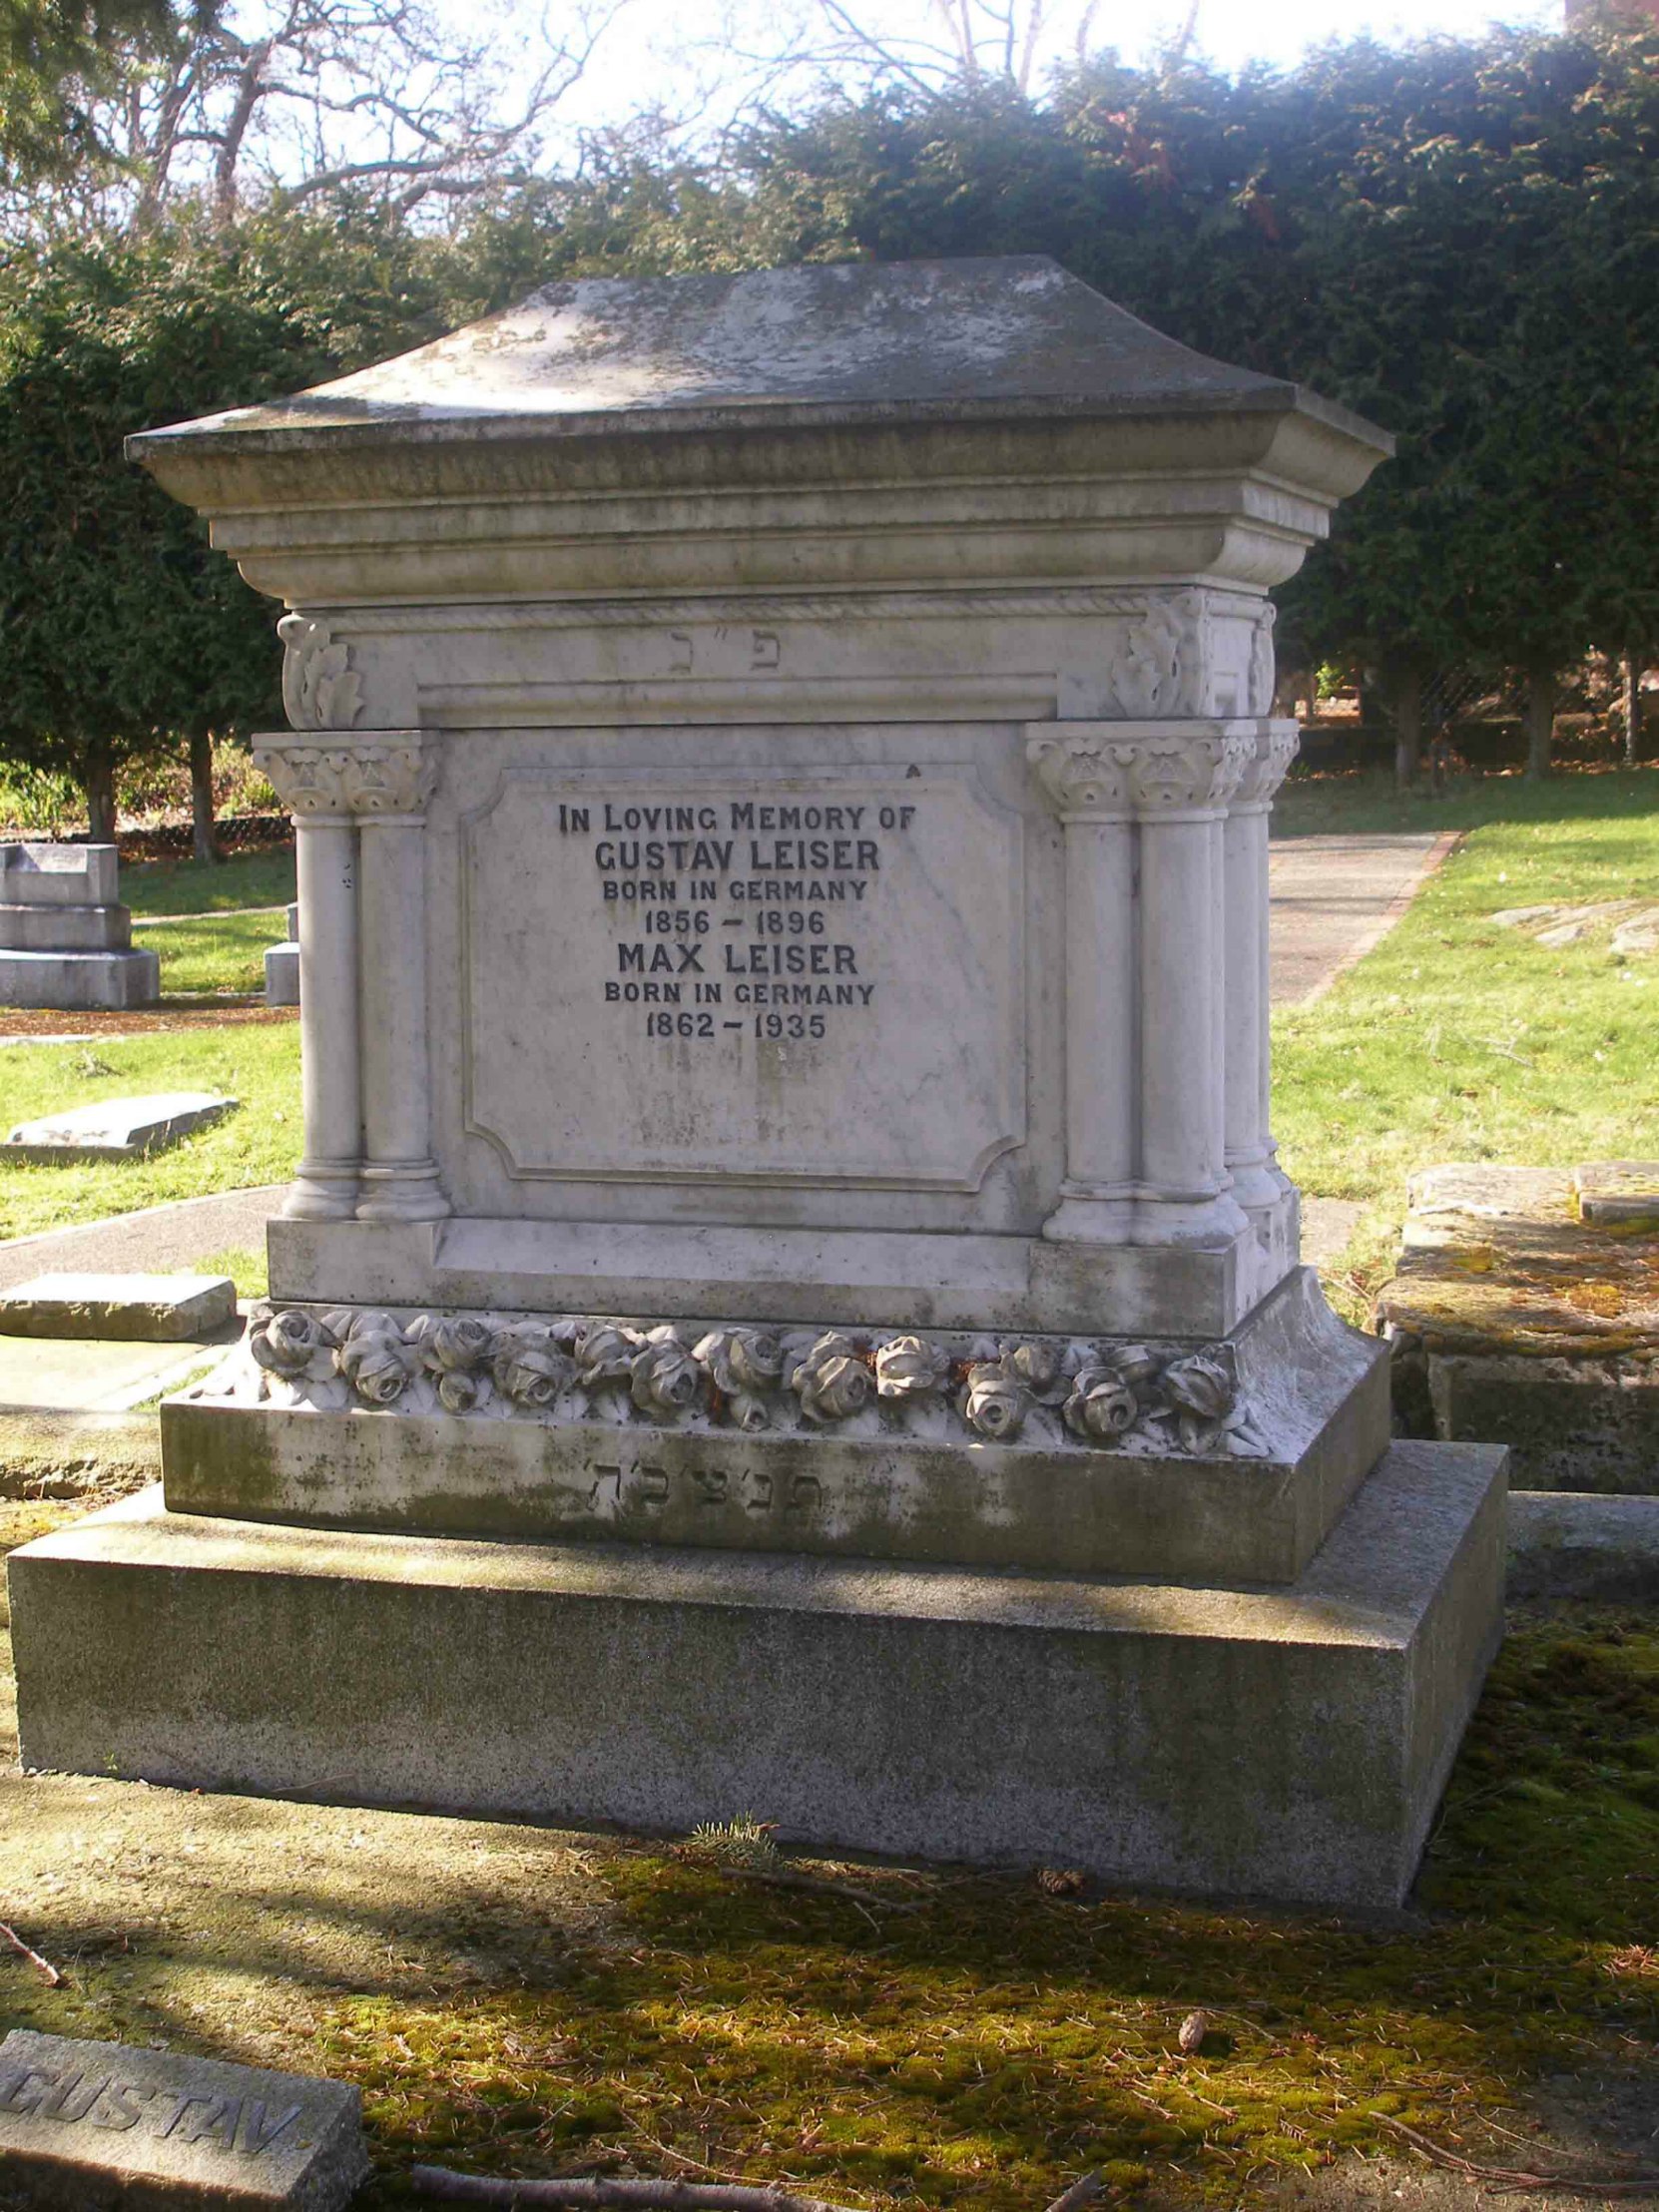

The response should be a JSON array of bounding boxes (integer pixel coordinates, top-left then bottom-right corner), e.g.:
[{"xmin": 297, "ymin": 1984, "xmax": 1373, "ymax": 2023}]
[{"xmin": 278, "ymin": 614, "xmax": 363, "ymax": 730}]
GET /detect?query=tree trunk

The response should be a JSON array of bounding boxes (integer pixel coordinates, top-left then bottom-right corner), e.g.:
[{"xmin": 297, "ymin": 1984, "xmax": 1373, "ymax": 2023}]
[
  {"xmin": 190, "ymin": 730, "xmax": 222, "ymax": 863},
  {"xmin": 1623, "ymin": 650, "xmax": 1642, "ymax": 768},
  {"xmin": 1387, "ymin": 663, "xmax": 1422, "ymax": 790},
  {"xmin": 84, "ymin": 741, "xmax": 117, "ymax": 843},
  {"xmin": 1524, "ymin": 665, "xmax": 1557, "ymax": 780}
]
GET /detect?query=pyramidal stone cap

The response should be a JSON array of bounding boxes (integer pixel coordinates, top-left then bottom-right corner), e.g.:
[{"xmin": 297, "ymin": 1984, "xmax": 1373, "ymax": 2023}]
[
  {"xmin": 128, "ymin": 256, "xmax": 1390, "ymax": 445},
  {"xmin": 126, "ymin": 257, "xmax": 1393, "ymax": 609}
]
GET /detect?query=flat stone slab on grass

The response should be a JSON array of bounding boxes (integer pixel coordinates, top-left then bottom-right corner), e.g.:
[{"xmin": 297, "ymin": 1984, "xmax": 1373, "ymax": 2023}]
[
  {"xmin": 0, "ymin": 1273, "xmax": 236, "ymax": 1343},
  {"xmin": 1574, "ymin": 1161, "xmax": 1659, "ymax": 1233},
  {"xmin": 0, "ymin": 1335, "xmax": 234, "ymax": 1416},
  {"xmin": 2, "ymin": 1093, "xmax": 238, "ymax": 1163},
  {"xmin": 1376, "ymin": 1163, "xmax": 1659, "ymax": 1491},
  {"xmin": 0, "ymin": 2027, "xmax": 367, "ymax": 2211}
]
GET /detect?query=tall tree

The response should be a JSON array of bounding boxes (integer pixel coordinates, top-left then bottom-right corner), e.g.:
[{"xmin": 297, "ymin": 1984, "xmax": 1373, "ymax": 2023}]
[{"xmin": 0, "ymin": 216, "xmax": 450, "ymax": 838}]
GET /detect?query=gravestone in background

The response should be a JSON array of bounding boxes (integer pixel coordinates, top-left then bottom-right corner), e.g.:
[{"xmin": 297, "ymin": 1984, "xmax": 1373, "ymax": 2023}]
[
  {"xmin": 265, "ymin": 900, "xmax": 300, "ymax": 1005},
  {"xmin": 0, "ymin": 843, "xmax": 159, "ymax": 1009},
  {"xmin": 8, "ymin": 259, "xmax": 1507, "ymax": 1907}
]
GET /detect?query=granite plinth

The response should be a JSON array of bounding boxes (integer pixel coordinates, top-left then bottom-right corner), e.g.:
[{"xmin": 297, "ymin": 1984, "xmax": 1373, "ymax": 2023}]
[
  {"xmin": 0, "ymin": 843, "xmax": 119, "ymax": 907},
  {"xmin": 163, "ymin": 1267, "xmax": 1387, "ymax": 1584},
  {"xmin": 6, "ymin": 1439, "xmax": 1506, "ymax": 1909},
  {"xmin": 0, "ymin": 948, "xmax": 159, "ymax": 1011},
  {"xmin": 265, "ymin": 945, "xmax": 300, "ymax": 1005},
  {"xmin": 0, "ymin": 2028, "xmax": 368, "ymax": 2211},
  {"xmin": 0, "ymin": 903, "xmax": 131, "ymax": 952},
  {"xmin": 0, "ymin": 1272, "xmax": 237, "ymax": 1342},
  {"xmin": 3, "ymin": 1092, "xmax": 238, "ymax": 1162}
]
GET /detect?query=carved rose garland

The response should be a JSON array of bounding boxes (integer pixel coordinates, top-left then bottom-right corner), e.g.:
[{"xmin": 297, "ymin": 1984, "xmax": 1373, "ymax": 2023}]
[{"xmin": 237, "ymin": 1308, "xmax": 1267, "ymax": 1456}]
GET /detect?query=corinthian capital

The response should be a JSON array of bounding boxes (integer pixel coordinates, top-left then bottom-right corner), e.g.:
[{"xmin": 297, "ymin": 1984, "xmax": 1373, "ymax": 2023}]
[
  {"xmin": 1123, "ymin": 730, "xmax": 1256, "ymax": 816},
  {"xmin": 255, "ymin": 733, "xmax": 436, "ymax": 821},
  {"xmin": 1232, "ymin": 720, "xmax": 1301, "ymax": 810},
  {"xmin": 1026, "ymin": 732, "xmax": 1135, "ymax": 818}
]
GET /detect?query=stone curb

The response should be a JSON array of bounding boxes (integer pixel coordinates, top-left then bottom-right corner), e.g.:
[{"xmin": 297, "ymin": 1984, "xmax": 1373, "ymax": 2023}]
[{"xmin": 1506, "ymin": 1488, "xmax": 1659, "ymax": 1603}]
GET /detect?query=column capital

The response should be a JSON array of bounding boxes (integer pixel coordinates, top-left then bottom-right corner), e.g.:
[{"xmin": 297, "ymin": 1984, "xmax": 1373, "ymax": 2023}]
[
  {"xmin": 1231, "ymin": 719, "xmax": 1301, "ymax": 811},
  {"xmin": 254, "ymin": 732, "xmax": 436, "ymax": 822},
  {"xmin": 1026, "ymin": 723, "xmax": 1257, "ymax": 822}
]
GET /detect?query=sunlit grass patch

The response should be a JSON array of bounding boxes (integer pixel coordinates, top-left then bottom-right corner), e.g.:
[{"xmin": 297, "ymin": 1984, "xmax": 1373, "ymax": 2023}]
[{"xmin": 0, "ymin": 1025, "xmax": 299, "ymax": 1241}]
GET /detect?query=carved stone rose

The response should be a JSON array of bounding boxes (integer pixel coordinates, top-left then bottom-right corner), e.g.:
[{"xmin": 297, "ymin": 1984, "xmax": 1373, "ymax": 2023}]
[
  {"xmin": 1062, "ymin": 1366, "xmax": 1139, "ymax": 1444},
  {"xmin": 1002, "ymin": 1340, "xmax": 1066, "ymax": 1401},
  {"xmin": 492, "ymin": 1326, "xmax": 576, "ymax": 1408},
  {"xmin": 410, "ymin": 1315, "xmax": 494, "ymax": 1373},
  {"xmin": 575, "ymin": 1320, "xmax": 638, "ymax": 1386},
  {"xmin": 334, "ymin": 1313, "xmax": 419, "ymax": 1406},
  {"xmin": 1157, "ymin": 1350, "xmax": 1238, "ymax": 1452},
  {"xmin": 791, "ymin": 1333, "xmax": 872, "ymax": 1424},
  {"xmin": 249, "ymin": 1307, "xmax": 337, "ymax": 1380},
  {"xmin": 694, "ymin": 1328, "xmax": 785, "ymax": 1429},
  {"xmin": 873, "ymin": 1335, "xmax": 950, "ymax": 1401},
  {"xmin": 630, "ymin": 1328, "xmax": 704, "ymax": 1418},
  {"xmin": 959, "ymin": 1361, "xmax": 1029, "ymax": 1441}
]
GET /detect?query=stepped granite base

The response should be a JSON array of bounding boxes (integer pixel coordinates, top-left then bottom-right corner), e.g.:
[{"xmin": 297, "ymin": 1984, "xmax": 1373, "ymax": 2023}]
[{"xmin": 8, "ymin": 1438, "xmax": 1505, "ymax": 1908}]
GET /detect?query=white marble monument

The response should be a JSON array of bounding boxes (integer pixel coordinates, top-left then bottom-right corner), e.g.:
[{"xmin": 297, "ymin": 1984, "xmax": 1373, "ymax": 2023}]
[{"xmin": 8, "ymin": 261, "xmax": 1506, "ymax": 1906}]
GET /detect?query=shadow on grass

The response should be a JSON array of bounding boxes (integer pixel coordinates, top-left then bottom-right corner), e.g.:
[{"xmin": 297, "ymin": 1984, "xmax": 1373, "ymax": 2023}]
[{"xmin": 3, "ymin": 1612, "xmax": 1656, "ymax": 2207}]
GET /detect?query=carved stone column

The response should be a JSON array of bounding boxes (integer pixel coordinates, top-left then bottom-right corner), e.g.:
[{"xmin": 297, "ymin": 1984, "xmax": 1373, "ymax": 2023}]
[
  {"xmin": 252, "ymin": 739, "xmax": 364, "ymax": 1222},
  {"xmin": 1125, "ymin": 727, "xmax": 1257, "ymax": 1249},
  {"xmin": 345, "ymin": 737, "xmax": 448, "ymax": 1225},
  {"xmin": 1225, "ymin": 720, "xmax": 1300, "ymax": 1217},
  {"xmin": 1027, "ymin": 732, "xmax": 1137, "ymax": 1242}
]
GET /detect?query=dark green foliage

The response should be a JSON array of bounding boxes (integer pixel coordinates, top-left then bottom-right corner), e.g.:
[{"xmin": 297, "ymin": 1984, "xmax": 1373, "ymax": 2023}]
[
  {"xmin": 0, "ymin": 214, "xmax": 452, "ymax": 815},
  {"xmin": 0, "ymin": 0, "xmax": 177, "ymax": 184}
]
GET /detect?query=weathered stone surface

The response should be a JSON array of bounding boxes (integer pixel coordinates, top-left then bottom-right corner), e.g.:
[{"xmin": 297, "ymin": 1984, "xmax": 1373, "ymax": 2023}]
[
  {"xmin": 0, "ymin": 903, "xmax": 131, "ymax": 952},
  {"xmin": 1428, "ymin": 1353, "xmax": 1659, "ymax": 1494},
  {"xmin": 8, "ymin": 1439, "xmax": 1506, "ymax": 1909},
  {"xmin": 1377, "ymin": 1162, "xmax": 1659, "ymax": 1490},
  {"xmin": 3, "ymin": 1092, "xmax": 239, "ymax": 1163},
  {"xmin": 1379, "ymin": 1165, "xmax": 1659, "ymax": 1359},
  {"xmin": 0, "ymin": 843, "xmax": 120, "ymax": 908},
  {"xmin": 0, "ymin": 2028, "xmax": 368, "ymax": 2211},
  {"xmin": 1575, "ymin": 1161, "xmax": 1659, "ymax": 1232},
  {"xmin": 0, "ymin": 1272, "xmax": 237, "ymax": 1342},
  {"xmin": 1508, "ymin": 1489, "xmax": 1659, "ymax": 1602},
  {"xmin": 0, "ymin": 948, "xmax": 159, "ymax": 1011},
  {"xmin": 163, "ymin": 1266, "xmax": 1387, "ymax": 1584}
]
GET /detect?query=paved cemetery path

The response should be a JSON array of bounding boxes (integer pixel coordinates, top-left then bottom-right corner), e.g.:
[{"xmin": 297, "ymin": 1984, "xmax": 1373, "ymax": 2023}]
[
  {"xmin": 0, "ymin": 1183, "xmax": 281, "ymax": 1294},
  {"xmin": 1270, "ymin": 829, "xmax": 1460, "ymax": 1008}
]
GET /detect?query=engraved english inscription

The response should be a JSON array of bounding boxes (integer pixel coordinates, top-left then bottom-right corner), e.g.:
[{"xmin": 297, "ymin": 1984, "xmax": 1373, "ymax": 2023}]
[{"xmin": 463, "ymin": 764, "xmax": 1024, "ymax": 1188}]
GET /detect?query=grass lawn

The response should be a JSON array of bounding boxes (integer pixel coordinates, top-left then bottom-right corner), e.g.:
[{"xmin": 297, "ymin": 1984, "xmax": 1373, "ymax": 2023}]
[
  {"xmin": 1273, "ymin": 767, "xmax": 1659, "ymax": 1318},
  {"xmin": 123, "ymin": 845, "xmax": 295, "ymax": 915},
  {"xmin": 0, "ymin": 1024, "xmax": 299, "ymax": 1243},
  {"xmin": 130, "ymin": 906, "xmax": 289, "ymax": 994}
]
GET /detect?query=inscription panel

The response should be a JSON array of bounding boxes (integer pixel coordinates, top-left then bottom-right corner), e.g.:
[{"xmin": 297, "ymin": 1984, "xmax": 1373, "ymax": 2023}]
[{"xmin": 462, "ymin": 763, "xmax": 1024, "ymax": 1188}]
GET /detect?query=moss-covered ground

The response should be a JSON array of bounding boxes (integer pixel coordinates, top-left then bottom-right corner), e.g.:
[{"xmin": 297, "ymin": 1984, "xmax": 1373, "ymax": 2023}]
[
  {"xmin": 2, "ymin": 1453, "xmax": 1657, "ymax": 2209},
  {"xmin": 1272, "ymin": 767, "xmax": 1659, "ymax": 1322}
]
